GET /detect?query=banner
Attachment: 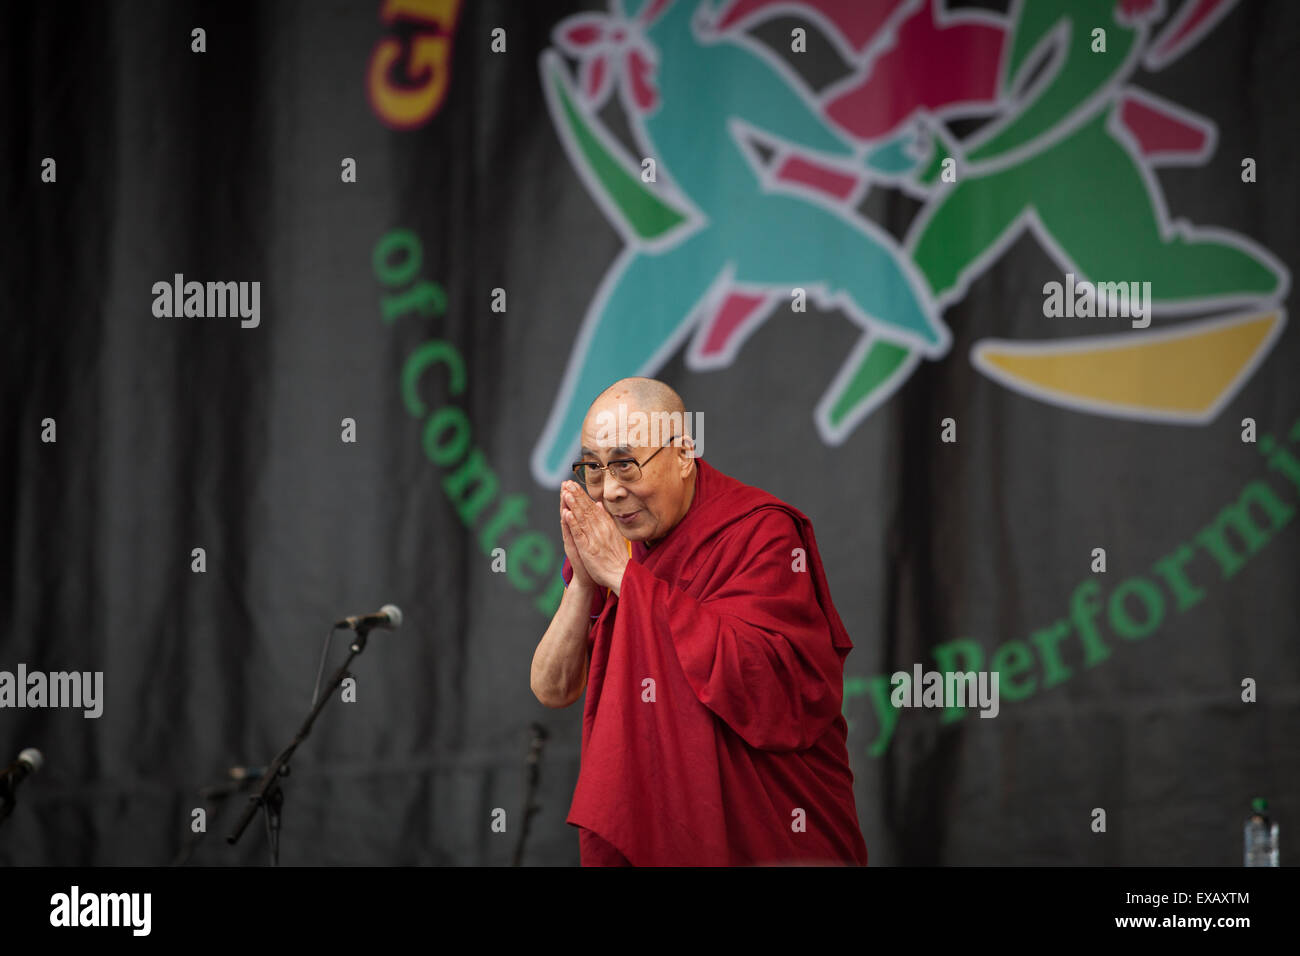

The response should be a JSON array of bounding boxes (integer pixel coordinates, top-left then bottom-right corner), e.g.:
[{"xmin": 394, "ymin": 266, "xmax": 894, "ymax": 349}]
[{"xmin": 3, "ymin": 0, "xmax": 1296, "ymax": 865}]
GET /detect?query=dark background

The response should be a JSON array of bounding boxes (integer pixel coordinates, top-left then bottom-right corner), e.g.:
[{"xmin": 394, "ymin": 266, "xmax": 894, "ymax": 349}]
[{"xmin": 2, "ymin": 0, "xmax": 1297, "ymax": 865}]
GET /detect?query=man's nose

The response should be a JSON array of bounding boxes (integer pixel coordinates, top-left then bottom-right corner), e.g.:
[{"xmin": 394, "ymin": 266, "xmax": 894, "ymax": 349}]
[{"xmin": 601, "ymin": 472, "xmax": 629, "ymax": 500}]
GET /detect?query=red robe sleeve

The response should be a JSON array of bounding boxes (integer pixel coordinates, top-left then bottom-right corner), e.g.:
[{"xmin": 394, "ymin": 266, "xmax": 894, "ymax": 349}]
[{"xmin": 617, "ymin": 508, "xmax": 846, "ymax": 752}]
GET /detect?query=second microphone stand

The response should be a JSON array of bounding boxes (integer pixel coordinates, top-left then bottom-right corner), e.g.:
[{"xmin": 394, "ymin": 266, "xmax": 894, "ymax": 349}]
[{"xmin": 226, "ymin": 624, "xmax": 375, "ymax": 865}]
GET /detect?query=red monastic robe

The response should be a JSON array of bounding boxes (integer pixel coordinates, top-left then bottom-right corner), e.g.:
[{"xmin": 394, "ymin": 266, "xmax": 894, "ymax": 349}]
[{"xmin": 559, "ymin": 457, "xmax": 868, "ymax": 866}]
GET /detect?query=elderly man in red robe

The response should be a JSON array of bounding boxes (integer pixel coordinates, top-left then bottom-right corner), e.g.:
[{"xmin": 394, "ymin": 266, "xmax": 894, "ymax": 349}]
[{"xmin": 530, "ymin": 377, "xmax": 868, "ymax": 866}]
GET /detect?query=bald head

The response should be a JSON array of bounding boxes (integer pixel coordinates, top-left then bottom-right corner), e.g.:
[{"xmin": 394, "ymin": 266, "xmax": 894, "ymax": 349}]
[
  {"xmin": 576, "ymin": 377, "xmax": 697, "ymax": 546},
  {"xmin": 590, "ymin": 377, "xmax": 685, "ymax": 419}
]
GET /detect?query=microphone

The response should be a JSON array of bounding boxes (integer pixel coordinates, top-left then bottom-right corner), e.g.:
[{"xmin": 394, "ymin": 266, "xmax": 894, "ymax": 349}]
[
  {"xmin": 227, "ymin": 765, "xmax": 267, "ymax": 782},
  {"xmin": 3, "ymin": 748, "xmax": 42, "ymax": 784},
  {"xmin": 333, "ymin": 604, "xmax": 403, "ymax": 631},
  {"xmin": 0, "ymin": 749, "xmax": 43, "ymax": 822}
]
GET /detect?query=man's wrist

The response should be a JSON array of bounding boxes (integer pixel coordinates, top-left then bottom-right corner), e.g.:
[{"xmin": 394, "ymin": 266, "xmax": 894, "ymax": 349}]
[
  {"xmin": 567, "ymin": 577, "xmax": 596, "ymax": 600},
  {"xmin": 609, "ymin": 556, "xmax": 631, "ymax": 598}
]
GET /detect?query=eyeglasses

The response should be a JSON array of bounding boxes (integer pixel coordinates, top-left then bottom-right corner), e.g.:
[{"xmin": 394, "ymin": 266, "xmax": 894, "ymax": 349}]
[{"xmin": 572, "ymin": 436, "xmax": 681, "ymax": 491}]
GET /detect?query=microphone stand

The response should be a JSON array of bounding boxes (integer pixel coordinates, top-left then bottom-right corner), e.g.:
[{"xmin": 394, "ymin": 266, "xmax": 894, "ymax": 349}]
[
  {"xmin": 226, "ymin": 625, "xmax": 374, "ymax": 865},
  {"xmin": 0, "ymin": 775, "xmax": 18, "ymax": 829},
  {"xmin": 171, "ymin": 771, "xmax": 263, "ymax": 865},
  {"xmin": 511, "ymin": 722, "xmax": 549, "ymax": 866}
]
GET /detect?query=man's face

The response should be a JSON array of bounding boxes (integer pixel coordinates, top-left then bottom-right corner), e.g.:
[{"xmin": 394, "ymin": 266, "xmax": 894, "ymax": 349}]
[{"xmin": 577, "ymin": 400, "xmax": 694, "ymax": 544}]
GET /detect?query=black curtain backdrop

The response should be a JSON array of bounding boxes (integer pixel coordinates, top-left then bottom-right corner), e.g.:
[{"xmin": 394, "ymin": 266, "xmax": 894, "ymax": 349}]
[{"xmin": 3, "ymin": 0, "xmax": 1297, "ymax": 865}]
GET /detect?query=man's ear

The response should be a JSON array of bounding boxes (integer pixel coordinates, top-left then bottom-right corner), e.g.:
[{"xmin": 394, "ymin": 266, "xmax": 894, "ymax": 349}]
[{"xmin": 678, "ymin": 438, "xmax": 696, "ymax": 476}]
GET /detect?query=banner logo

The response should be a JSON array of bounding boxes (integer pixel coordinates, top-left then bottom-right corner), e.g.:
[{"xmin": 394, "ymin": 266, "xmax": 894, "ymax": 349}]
[
  {"xmin": 367, "ymin": 0, "xmax": 462, "ymax": 129},
  {"xmin": 533, "ymin": 0, "xmax": 1288, "ymax": 485}
]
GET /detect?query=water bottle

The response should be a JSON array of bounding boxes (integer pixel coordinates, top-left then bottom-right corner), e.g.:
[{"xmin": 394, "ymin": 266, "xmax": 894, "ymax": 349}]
[{"xmin": 1244, "ymin": 797, "xmax": 1279, "ymax": 867}]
